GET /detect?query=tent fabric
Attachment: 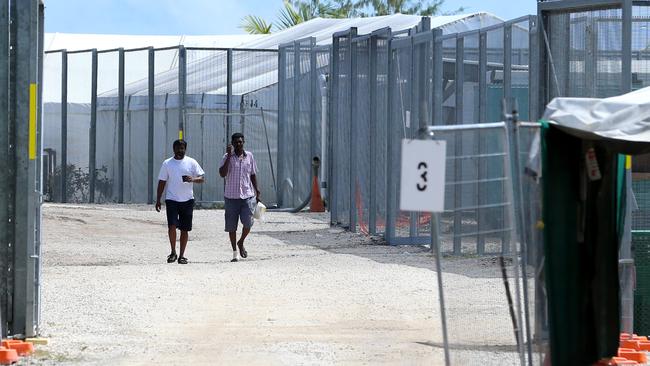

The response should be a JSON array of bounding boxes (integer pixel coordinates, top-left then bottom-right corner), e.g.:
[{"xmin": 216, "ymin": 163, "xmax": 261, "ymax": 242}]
[
  {"xmin": 542, "ymin": 123, "xmax": 621, "ymax": 365},
  {"xmin": 542, "ymin": 86, "xmax": 650, "ymax": 154}
]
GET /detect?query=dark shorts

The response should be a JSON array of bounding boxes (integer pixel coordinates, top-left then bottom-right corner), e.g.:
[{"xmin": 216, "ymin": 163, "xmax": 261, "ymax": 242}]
[
  {"xmin": 224, "ymin": 197, "xmax": 256, "ymax": 232},
  {"xmin": 165, "ymin": 199, "xmax": 195, "ymax": 231}
]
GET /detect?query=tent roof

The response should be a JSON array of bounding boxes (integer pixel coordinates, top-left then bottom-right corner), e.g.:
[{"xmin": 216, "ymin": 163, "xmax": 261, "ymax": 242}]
[
  {"xmin": 542, "ymin": 86, "xmax": 650, "ymax": 154},
  {"xmin": 44, "ymin": 12, "xmax": 509, "ymax": 103}
]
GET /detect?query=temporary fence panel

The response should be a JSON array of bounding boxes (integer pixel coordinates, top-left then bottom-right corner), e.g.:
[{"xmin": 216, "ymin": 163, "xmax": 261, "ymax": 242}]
[
  {"xmin": 184, "ymin": 48, "xmax": 228, "ymax": 203},
  {"xmin": 330, "ymin": 30, "xmax": 355, "ymax": 227},
  {"xmin": 65, "ymin": 51, "xmax": 92, "ymax": 203},
  {"xmin": 42, "ymin": 51, "xmax": 62, "ymax": 202},
  {"xmin": 430, "ymin": 122, "xmax": 528, "ymax": 365},
  {"xmin": 95, "ymin": 49, "xmax": 120, "ymax": 203}
]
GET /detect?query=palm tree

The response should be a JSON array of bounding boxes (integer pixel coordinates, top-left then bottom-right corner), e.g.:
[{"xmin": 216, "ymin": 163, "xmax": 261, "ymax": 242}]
[
  {"xmin": 240, "ymin": 15, "xmax": 273, "ymax": 34},
  {"xmin": 241, "ymin": 0, "xmax": 355, "ymax": 34},
  {"xmin": 356, "ymin": 0, "xmax": 463, "ymax": 16}
]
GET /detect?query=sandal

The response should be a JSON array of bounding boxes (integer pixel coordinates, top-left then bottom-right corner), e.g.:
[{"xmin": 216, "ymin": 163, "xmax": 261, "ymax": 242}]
[
  {"xmin": 167, "ymin": 253, "xmax": 178, "ymax": 263},
  {"xmin": 177, "ymin": 256, "xmax": 188, "ymax": 264},
  {"xmin": 230, "ymin": 258, "xmax": 238, "ymax": 262}
]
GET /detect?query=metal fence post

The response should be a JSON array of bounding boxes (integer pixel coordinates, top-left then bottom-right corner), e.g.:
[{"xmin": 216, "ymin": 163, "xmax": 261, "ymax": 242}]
[
  {"xmin": 478, "ymin": 31, "xmax": 488, "ymax": 255},
  {"xmin": 89, "ymin": 49, "xmax": 97, "ymax": 203},
  {"xmin": 0, "ymin": 0, "xmax": 9, "ymax": 338},
  {"xmin": 329, "ymin": 37, "xmax": 339, "ymax": 224},
  {"xmin": 529, "ymin": 16, "xmax": 540, "ymax": 121},
  {"xmin": 226, "ymin": 48, "xmax": 233, "ymax": 140},
  {"xmin": 309, "ymin": 39, "xmax": 318, "ymax": 161},
  {"xmin": 453, "ymin": 35, "xmax": 464, "ymax": 255},
  {"xmin": 277, "ymin": 46, "xmax": 286, "ymax": 206},
  {"xmin": 432, "ymin": 29, "xmax": 443, "ymax": 126},
  {"xmin": 369, "ymin": 34, "xmax": 378, "ymax": 235},
  {"xmin": 34, "ymin": 1, "xmax": 44, "ymax": 334},
  {"xmin": 293, "ymin": 41, "xmax": 300, "ymax": 206},
  {"xmin": 148, "ymin": 47, "xmax": 154, "ymax": 204},
  {"xmin": 178, "ymin": 45, "xmax": 186, "ymax": 138},
  {"xmin": 385, "ymin": 41, "xmax": 395, "ymax": 243},
  {"xmin": 349, "ymin": 38, "xmax": 357, "ymax": 233},
  {"xmin": 60, "ymin": 50, "xmax": 67, "ymax": 203},
  {"xmin": 12, "ymin": 0, "xmax": 39, "ymax": 337},
  {"xmin": 622, "ymin": 0, "xmax": 632, "ymax": 93},
  {"xmin": 118, "ymin": 47, "xmax": 125, "ymax": 203}
]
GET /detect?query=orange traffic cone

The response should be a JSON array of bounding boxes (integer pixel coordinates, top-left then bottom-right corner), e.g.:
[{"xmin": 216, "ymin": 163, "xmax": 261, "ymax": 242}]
[{"xmin": 310, "ymin": 176, "xmax": 325, "ymax": 212}]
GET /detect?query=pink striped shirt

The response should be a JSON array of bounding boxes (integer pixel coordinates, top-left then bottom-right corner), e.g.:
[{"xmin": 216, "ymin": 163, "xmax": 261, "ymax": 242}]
[{"xmin": 220, "ymin": 151, "xmax": 258, "ymax": 199}]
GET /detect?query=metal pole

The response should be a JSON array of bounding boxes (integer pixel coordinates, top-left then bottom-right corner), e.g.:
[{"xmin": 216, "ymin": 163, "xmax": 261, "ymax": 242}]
[
  {"xmin": 293, "ymin": 41, "xmax": 300, "ymax": 207},
  {"xmin": 453, "ymin": 36, "xmax": 464, "ymax": 255},
  {"xmin": 178, "ymin": 45, "xmax": 186, "ymax": 138},
  {"xmin": 330, "ymin": 38, "xmax": 340, "ymax": 224},
  {"xmin": 309, "ymin": 38, "xmax": 318, "ymax": 161},
  {"xmin": 529, "ymin": 17, "xmax": 540, "ymax": 121},
  {"xmin": 0, "ymin": 0, "xmax": 9, "ymax": 338},
  {"xmin": 622, "ymin": 0, "xmax": 632, "ymax": 93},
  {"xmin": 349, "ymin": 39, "xmax": 357, "ymax": 233},
  {"xmin": 147, "ymin": 47, "xmax": 154, "ymax": 204},
  {"xmin": 89, "ymin": 49, "xmax": 97, "ymax": 203},
  {"xmin": 277, "ymin": 46, "xmax": 286, "ymax": 206},
  {"xmin": 386, "ymin": 41, "xmax": 395, "ymax": 243},
  {"xmin": 226, "ymin": 48, "xmax": 233, "ymax": 140},
  {"xmin": 118, "ymin": 47, "xmax": 125, "ymax": 203},
  {"xmin": 13, "ymin": 0, "xmax": 39, "ymax": 337},
  {"xmin": 432, "ymin": 29, "xmax": 443, "ymax": 126},
  {"xmin": 478, "ymin": 31, "xmax": 488, "ymax": 255},
  {"xmin": 60, "ymin": 50, "xmax": 67, "ymax": 203},
  {"xmin": 369, "ymin": 35, "xmax": 378, "ymax": 235},
  {"xmin": 34, "ymin": 1, "xmax": 44, "ymax": 334}
]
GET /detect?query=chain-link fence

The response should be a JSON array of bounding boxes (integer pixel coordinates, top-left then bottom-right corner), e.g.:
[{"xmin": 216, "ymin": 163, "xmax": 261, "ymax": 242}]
[{"xmin": 43, "ymin": 46, "xmax": 278, "ymax": 205}]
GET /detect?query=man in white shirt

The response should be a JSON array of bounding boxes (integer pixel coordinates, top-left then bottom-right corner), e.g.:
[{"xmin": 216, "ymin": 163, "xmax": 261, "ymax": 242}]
[{"xmin": 155, "ymin": 139, "xmax": 205, "ymax": 264}]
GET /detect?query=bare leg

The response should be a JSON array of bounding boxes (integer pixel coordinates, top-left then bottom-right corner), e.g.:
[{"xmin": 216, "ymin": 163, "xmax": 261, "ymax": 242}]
[
  {"xmin": 229, "ymin": 231, "xmax": 237, "ymax": 251},
  {"xmin": 179, "ymin": 231, "xmax": 188, "ymax": 258},
  {"xmin": 168, "ymin": 226, "xmax": 177, "ymax": 254},
  {"xmin": 237, "ymin": 227, "xmax": 251, "ymax": 258}
]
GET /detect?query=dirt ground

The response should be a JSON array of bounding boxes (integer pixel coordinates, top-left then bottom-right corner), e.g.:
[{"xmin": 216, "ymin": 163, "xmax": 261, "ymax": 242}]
[{"xmin": 26, "ymin": 203, "xmax": 537, "ymax": 365}]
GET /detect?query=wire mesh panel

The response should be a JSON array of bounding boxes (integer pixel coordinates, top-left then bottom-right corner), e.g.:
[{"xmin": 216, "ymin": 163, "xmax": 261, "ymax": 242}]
[
  {"xmin": 152, "ymin": 48, "xmax": 181, "ymax": 200},
  {"xmin": 373, "ymin": 34, "xmax": 390, "ymax": 236},
  {"xmin": 124, "ymin": 49, "xmax": 149, "ymax": 203},
  {"xmin": 441, "ymin": 36, "xmax": 457, "ymax": 125},
  {"xmin": 547, "ymin": 7, "xmax": 624, "ymax": 98},
  {"xmin": 486, "ymin": 26, "xmax": 505, "ymax": 122},
  {"xmin": 633, "ymin": 5, "xmax": 650, "ymax": 90},
  {"xmin": 96, "ymin": 50, "xmax": 120, "ymax": 203},
  {"xmin": 387, "ymin": 39, "xmax": 418, "ymax": 244},
  {"xmin": 65, "ymin": 51, "xmax": 92, "ymax": 203},
  {"xmin": 511, "ymin": 20, "xmax": 531, "ymax": 120},
  {"xmin": 294, "ymin": 41, "xmax": 314, "ymax": 207},
  {"xmin": 413, "ymin": 35, "xmax": 434, "ymax": 237},
  {"xmin": 42, "ymin": 51, "xmax": 62, "ymax": 202},
  {"xmin": 278, "ymin": 44, "xmax": 293, "ymax": 207},
  {"xmin": 331, "ymin": 32, "xmax": 353, "ymax": 227},
  {"xmin": 430, "ymin": 123, "xmax": 524, "ymax": 365},
  {"xmin": 352, "ymin": 36, "xmax": 371, "ymax": 234}
]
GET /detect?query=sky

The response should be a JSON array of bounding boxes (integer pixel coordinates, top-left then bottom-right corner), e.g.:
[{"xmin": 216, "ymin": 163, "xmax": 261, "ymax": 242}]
[{"xmin": 44, "ymin": 0, "xmax": 537, "ymax": 35}]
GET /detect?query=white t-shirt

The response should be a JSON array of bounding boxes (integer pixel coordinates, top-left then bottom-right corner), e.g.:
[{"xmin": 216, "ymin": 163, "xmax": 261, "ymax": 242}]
[{"xmin": 157, "ymin": 156, "xmax": 205, "ymax": 202}]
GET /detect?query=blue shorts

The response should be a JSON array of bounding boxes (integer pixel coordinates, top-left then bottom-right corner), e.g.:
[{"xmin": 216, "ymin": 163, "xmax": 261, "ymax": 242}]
[
  {"xmin": 165, "ymin": 199, "xmax": 194, "ymax": 231},
  {"xmin": 224, "ymin": 197, "xmax": 256, "ymax": 232}
]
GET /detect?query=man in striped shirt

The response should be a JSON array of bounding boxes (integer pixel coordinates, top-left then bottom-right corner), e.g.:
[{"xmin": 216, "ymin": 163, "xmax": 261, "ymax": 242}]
[{"xmin": 219, "ymin": 132, "xmax": 260, "ymax": 262}]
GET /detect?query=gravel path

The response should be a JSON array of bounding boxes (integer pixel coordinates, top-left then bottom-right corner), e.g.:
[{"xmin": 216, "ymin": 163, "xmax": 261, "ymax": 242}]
[{"xmin": 28, "ymin": 203, "xmax": 534, "ymax": 365}]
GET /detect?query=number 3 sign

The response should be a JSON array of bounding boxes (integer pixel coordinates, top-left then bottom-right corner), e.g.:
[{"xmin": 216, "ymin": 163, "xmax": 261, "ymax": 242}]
[{"xmin": 399, "ymin": 139, "xmax": 446, "ymax": 212}]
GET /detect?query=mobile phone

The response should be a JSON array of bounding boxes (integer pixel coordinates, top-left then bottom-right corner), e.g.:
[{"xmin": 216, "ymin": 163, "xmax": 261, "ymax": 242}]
[{"xmin": 182, "ymin": 175, "xmax": 190, "ymax": 182}]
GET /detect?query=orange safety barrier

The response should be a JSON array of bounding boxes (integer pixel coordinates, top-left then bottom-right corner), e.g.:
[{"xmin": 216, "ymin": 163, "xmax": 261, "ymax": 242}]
[
  {"xmin": 7, "ymin": 341, "xmax": 33, "ymax": 356},
  {"xmin": 0, "ymin": 340, "xmax": 20, "ymax": 348},
  {"xmin": 0, "ymin": 348, "xmax": 18, "ymax": 365},
  {"xmin": 618, "ymin": 349, "xmax": 647, "ymax": 364}
]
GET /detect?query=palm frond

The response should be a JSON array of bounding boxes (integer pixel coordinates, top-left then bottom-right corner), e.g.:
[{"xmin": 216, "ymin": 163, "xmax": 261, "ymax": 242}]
[
  {"xmin": 275, "ymin": 1, "xmax": 304, "ymax": 30},
  {"xmin": 240, "ymin": 15, "xmax": 273, "ymax": 34}
]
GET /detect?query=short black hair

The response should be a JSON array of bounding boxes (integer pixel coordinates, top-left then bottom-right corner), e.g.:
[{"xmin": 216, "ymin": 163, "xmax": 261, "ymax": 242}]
[
  {"xmin": 173, "ymin": 139, "xmax": 187, "ymax": 149},
  {"xmin": 231, "ymin": 133, "xmax": 244, "ymax": 142}
]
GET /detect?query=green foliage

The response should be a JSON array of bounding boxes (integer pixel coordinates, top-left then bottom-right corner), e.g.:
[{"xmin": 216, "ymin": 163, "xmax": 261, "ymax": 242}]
[
  {"xmin": 49, "ymin": 164, "xmax": 113, "ymax": 203},
  {"xmin": 240, "ymin": 15, "xmax": 273, "ymax": 34}
]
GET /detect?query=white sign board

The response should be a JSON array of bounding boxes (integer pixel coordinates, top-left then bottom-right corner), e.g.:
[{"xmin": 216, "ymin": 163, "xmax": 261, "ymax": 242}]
[{"xmin": 399, "ymin": 139, "xmax": 446, "ymax": 212}]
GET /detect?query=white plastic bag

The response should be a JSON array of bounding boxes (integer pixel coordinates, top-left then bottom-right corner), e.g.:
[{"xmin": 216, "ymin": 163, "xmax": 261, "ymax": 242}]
[{"xmin": 253, "ymin": 201, "xmax": 266, "ymax": 220}]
